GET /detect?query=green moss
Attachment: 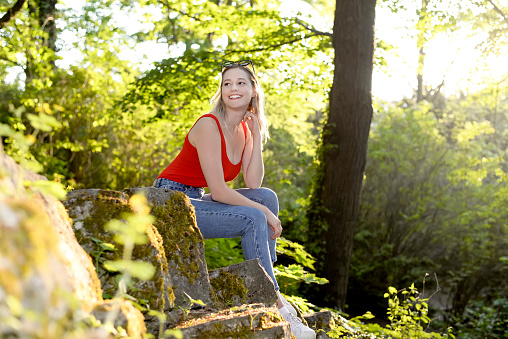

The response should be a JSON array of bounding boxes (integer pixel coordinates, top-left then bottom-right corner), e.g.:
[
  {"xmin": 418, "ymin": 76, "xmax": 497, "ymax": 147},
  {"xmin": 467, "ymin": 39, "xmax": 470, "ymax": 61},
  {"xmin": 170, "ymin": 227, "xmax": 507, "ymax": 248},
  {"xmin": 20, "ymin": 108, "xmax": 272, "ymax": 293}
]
[
  {"xmin": 67, "ymin": 191, "xmax": 130, "ymax": 301},
  {"xmin": 149, "ymin": 192, "xmax": 204, "ymax": 284},
  {"xmin": 210, "ymin": 270, "xmax": 248, "ymax": 309},
  {"xmin": 197, "ymin": 321, "xmax": 255, "ymax": 338}
]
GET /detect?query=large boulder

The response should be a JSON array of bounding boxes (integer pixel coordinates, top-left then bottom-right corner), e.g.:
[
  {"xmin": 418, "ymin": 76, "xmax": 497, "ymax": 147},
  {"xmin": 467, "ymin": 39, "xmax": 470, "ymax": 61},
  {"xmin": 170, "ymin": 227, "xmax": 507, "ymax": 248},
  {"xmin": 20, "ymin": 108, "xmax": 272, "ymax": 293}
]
[
  {"xmin": 63, "ymin": 187, "xmax": 215, "ymax": 332},
  {"xmin": 0, "ymin": 154, "xmax": 104, "ymax": 336},
  {"xmin": 63, "ymin": 189, "xmax": 179, "ymax": 333},
  {"xmin": 0, "ymin": 199, "xmax": 76, "ymax": 337}
]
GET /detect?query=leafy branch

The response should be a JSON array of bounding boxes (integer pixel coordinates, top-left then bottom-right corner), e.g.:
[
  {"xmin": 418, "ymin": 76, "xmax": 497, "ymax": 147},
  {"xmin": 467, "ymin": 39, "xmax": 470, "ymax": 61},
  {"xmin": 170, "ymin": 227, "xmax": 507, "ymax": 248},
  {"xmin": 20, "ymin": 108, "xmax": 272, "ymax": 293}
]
[
  {"xmin": 0, "ymin": 0, "xmax": 28, "ymax": 29},
  {"xmin": 294, "ymin": 18, "xmax": 332, "ymax": 37},
  {"xmin": 225, "ymin": 34, "xmax": 323, "ymax": 55},
  {"xmin": 486, "ymin": 0, "xmax": 508, "ymax": 27}
]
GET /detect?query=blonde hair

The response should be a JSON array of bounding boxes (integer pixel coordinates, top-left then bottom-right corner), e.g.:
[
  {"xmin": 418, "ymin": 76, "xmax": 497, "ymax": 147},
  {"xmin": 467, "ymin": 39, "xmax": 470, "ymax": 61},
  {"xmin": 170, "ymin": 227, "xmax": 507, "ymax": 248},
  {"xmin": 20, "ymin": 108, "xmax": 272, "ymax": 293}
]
[{"xmin": 209, "ymin": 65, "xmax": 269, "ymax": 143}]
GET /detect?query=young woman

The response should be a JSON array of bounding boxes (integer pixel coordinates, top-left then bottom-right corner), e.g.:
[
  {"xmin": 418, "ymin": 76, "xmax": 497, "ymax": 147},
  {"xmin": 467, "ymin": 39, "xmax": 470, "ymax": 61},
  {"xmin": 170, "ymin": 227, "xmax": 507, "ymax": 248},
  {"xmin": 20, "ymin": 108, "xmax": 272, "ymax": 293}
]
[{"xmin": 153, "ymin": 60, "xmax": 315, "ymax": 339}]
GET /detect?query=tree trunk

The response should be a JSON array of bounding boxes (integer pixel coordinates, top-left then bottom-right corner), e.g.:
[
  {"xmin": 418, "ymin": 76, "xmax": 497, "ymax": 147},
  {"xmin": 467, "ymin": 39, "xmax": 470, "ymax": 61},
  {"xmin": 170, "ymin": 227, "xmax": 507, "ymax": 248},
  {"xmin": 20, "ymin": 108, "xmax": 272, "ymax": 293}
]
[
  {"xmin": 25, "ymin": 0, "xmax": 58, "ymax": 85},
  {"xmin": 37, "ymin": 0, "xmax": 58, "ymax": 54},
  {"xmin": 416, "ymin": 0, "xmax": 428, "ymax": 102},
  {"xmin": 319, "ymin": 0, "xmax": 376, "ymax": 310}
]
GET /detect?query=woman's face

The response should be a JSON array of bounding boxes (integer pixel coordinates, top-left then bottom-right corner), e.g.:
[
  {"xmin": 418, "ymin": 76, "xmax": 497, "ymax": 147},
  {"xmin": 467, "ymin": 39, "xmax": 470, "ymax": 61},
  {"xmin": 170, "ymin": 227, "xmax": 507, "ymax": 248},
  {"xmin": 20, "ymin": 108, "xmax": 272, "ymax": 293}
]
[{"xmin": 221, "ymin": 67, "xmax": 256, "ymax": 111}]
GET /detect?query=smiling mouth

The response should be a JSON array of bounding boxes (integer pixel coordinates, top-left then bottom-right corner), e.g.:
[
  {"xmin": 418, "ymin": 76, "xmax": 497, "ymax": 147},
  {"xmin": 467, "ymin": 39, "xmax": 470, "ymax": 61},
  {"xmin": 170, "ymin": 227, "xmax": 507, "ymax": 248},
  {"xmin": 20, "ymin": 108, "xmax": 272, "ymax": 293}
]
[{"xmin": 229, "ymin": 95, "xmax": 242, "ymax": 99}]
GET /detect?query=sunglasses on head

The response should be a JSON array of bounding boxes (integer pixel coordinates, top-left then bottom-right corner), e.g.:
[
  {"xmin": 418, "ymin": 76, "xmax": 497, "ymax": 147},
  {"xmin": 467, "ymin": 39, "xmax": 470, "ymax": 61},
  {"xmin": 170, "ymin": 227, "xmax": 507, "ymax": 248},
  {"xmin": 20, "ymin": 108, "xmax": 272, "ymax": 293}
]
[{"xmin": 221, "ymin": 60, "xmax": 256, "ymax": 74}]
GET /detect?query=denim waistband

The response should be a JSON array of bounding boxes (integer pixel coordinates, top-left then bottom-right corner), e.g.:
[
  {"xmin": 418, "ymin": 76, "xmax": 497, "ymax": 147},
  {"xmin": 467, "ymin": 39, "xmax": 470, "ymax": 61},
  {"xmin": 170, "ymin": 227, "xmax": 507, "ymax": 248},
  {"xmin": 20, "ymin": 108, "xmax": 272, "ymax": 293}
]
[{"xmin": 153, "ymin": 178, "xmax": 205, "ymax": 199}]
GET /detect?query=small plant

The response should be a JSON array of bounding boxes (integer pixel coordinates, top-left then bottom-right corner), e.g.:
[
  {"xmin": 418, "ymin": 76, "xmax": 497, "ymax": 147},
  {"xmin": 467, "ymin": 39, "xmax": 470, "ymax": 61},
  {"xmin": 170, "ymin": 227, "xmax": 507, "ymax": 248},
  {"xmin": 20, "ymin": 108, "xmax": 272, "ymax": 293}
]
[
  {"xmin": 178, "ymin": 292, "xmax": 206, "ymax": 321},
  {"xmin": 327, "ymin": 275, "xmax": 455, "ymax": 338},
  {"xmin": 385, "ymin": 283, "xmax": 431, "ymax": 337},
  {"xmin": 98, "ymin": 193, "xmax": 184, "ymax": 338},
  {"xmin": 272, "ymin": 237, "xmax": 329, "ymax": 315},
  {"xmin": 90, "ymin": 237, "xmax": 117, "ymax": 275},
  {"xmin": 274, "ymin": 264, "xmax": 328, "ymax": 292}
]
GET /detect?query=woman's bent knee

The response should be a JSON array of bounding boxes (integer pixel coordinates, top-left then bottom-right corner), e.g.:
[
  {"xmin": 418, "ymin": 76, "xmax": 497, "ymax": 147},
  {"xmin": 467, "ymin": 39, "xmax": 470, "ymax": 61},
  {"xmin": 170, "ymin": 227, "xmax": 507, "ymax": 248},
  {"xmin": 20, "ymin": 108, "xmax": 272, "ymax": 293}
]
[
  {"xmin": 244, "ymin": 206, "xmax": 267, "ymax": 225},
  {"xmin": 256, "ymin": 187, "xmax": 278, "ymax": 214}
]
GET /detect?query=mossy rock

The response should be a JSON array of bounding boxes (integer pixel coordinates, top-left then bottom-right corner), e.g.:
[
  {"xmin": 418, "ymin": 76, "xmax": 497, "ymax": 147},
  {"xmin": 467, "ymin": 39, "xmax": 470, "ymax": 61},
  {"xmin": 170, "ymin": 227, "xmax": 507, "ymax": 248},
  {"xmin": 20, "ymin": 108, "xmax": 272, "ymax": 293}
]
[
  {"xmin": 210, "ymin": 270, "xmax": 248, "ymax": 309},
  {"xmin": 169, "ymin": 306, "xmax": 290, "ymax": 338},
  {"xmin": 303, "ymin": 310, "xmax": 335, "ymax": 337},
  {"xmin": 0, "ymin": 154, "xmax": 102, "ymax": 314},
  {"xmin": 127, "ymin": 187, "xmax": 214, "ymax": 309},
  {"xmin": 209, "ymin": 259, "xmax": 278, "ymax": 308},
  {"xmin": 64, "ymin": 189, "xmax": 175, "ymax": 316}
]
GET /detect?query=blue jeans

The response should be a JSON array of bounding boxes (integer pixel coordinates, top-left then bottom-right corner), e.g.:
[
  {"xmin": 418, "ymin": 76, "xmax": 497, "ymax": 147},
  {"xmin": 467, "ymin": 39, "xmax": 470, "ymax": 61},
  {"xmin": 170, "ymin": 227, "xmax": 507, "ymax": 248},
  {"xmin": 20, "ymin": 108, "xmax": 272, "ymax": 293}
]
[{"xmin": 153, "ymin": 178, "xmax": 279, "ymax": 291}]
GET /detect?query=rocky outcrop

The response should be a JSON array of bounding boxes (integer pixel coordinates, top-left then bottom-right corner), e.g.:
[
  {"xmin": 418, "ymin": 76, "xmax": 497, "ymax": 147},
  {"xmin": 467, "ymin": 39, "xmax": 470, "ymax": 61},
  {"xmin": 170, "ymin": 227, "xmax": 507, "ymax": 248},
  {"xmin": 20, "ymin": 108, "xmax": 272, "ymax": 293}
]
[
  {"xmin": 0, "ymin": 154, "xmax": 336, "ymax": 338},
  {"xmin": 63, "ymin": 188, "xmax": 214, "ymax": 313},
  {"xmin": 0, "ymin": 154, "xmax": 103, "ymax": 315}
]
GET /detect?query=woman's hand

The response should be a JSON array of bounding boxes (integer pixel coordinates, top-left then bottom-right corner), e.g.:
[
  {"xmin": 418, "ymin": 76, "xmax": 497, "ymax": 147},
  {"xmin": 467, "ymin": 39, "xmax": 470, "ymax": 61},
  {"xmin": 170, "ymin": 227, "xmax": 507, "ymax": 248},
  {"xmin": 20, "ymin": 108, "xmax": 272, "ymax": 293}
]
[
  {"xmin": 265, "ymin": 208, "xmax": 282, "ymax": 240},
  {"xmin": 243, "ymin": 110, "xmax": 261, "ymax": 137}
]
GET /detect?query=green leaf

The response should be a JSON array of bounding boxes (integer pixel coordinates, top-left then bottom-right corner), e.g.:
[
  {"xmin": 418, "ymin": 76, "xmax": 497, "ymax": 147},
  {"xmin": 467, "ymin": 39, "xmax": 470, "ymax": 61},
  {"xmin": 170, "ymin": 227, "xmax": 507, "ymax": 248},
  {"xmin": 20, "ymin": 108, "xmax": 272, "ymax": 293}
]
[
  {"xmin": 163, "ymin": 329, "xmax": 184, "ymax": 339},
  {"xmin": 359, "ymin": 311, "xmax": 375, "ymax": 320},
  {"xmin": 274, "ymin": 264, "xmax": 328, "ymax": 285},
  {"xmin": 388, "ymin": 286, "xmax": 398, "ymax": 295},
  {"xmin": 103, "ymin": 260, "xmax": 155, "ymax": 280},
  {"xmin": 0, "ymin": 123, "xmax": 16, "ymax": 138},
  {"xmin": 105, "ymin": 214, "xmax": 155, "ymax": 245},
  {"xmin": 23, "ymin": 180, "xmax": 67, "ymax": 200},
  {"xmin": 26, "ymin": 113, "xmax": 61, "ymax": 132},
  {"xmin": 276, "ymin": 237, "xmax": 316, "ymax": 270}
]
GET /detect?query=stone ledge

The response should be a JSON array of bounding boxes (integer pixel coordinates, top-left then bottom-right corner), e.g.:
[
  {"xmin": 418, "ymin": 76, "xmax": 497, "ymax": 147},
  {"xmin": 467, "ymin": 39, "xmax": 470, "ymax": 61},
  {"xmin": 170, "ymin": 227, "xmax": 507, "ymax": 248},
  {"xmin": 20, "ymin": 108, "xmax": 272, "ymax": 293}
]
[{"xmin": 169, "ymin": 305, "xmax": 289, "ymax": 338}]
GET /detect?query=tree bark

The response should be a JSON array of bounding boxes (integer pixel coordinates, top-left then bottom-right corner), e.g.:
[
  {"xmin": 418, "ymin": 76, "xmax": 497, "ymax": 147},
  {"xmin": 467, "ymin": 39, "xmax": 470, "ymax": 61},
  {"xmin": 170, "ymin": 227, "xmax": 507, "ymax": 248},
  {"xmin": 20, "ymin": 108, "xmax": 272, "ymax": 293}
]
[
  {"xmin": 33, "ymin": 0, "xmax": 58, "ymax": 53},
  {"xmin": 0, "ymin": 0, "xmax": 28, "ymax": 29},
  {"xmin": 416, "ymin": 0, "xmax": 428, "ymax": 102},
  {"xmin": 319, "ymin": 0, "xmax": 376, "ymax": 309},
  {"xmin": 25, "ymin": 0, "xmax": 58, "ymax": 84}
]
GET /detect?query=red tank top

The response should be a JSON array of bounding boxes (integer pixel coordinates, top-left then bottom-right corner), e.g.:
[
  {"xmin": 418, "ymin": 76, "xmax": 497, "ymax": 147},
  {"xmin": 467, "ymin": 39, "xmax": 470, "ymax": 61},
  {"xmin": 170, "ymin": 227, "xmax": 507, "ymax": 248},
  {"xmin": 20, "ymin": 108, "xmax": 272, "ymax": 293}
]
[{"xmin": 157, "ymin": 114, "xmax": 247, "ymax": 187}]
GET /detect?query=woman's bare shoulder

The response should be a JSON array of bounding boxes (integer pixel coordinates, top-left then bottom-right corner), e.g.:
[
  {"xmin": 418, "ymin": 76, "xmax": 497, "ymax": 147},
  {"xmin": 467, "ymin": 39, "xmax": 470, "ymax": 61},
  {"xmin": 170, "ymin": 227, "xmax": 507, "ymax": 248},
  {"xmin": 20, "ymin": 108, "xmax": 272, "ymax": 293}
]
[{"xmin": 189, "ymin": 115, "xmax": 220, "ymax": 145}]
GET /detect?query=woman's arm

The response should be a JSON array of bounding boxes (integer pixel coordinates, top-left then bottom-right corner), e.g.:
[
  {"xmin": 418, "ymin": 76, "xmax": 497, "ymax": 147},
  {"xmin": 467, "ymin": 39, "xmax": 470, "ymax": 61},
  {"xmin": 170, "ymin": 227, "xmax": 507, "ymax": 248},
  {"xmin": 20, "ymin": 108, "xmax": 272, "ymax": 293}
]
[
  {"xmin": 188, "ymin": 117, "xmax": 281, "ymax": 239},
  {"xmin": 241, "ymin": 111, "xmax": 264, "ymax": 189}
]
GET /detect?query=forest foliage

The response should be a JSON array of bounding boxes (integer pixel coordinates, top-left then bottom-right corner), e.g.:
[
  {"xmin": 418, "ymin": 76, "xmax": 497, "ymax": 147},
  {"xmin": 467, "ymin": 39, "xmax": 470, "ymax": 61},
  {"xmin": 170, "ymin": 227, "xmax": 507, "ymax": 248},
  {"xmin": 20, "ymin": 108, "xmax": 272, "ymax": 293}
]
[{"xmin": 1, "ymin": 0, "xmax": 507, "ymax": 337}]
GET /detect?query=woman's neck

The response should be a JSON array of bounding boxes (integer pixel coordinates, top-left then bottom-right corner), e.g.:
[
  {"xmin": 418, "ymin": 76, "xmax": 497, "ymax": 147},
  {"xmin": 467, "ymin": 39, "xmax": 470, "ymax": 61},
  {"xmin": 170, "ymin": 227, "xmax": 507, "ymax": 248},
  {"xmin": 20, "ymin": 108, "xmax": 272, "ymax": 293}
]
[{"xmin": 224, "ymin": 109, "xmax": 244, "ymax": 130}]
